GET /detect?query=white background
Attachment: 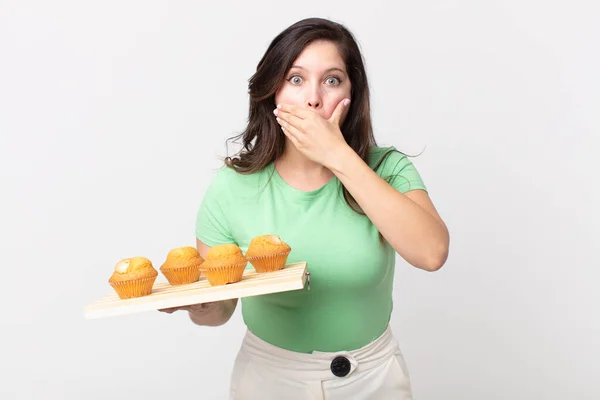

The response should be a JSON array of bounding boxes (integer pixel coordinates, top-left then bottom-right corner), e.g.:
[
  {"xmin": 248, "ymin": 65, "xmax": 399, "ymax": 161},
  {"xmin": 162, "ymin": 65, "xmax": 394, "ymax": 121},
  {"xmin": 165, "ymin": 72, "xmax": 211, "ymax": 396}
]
[{"xmin": 1, "ymin": 1, "xmax": 598, "ymax": 399}]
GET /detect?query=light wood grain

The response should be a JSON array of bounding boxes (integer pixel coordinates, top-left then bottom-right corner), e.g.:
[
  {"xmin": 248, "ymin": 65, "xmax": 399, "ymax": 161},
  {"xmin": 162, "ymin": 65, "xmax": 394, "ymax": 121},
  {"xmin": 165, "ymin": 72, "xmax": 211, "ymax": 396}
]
[{"xmin": 83, "ymin": 262, "xmax": 308, "ymax": 320}]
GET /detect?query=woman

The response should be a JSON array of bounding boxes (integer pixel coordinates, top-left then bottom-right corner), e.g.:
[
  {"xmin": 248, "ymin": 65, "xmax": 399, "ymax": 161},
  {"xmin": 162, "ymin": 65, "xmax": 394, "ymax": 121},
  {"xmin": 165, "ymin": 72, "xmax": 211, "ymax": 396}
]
[{"xmin": 162, "ymin": 17, "xmax": 449, "ymax": 399}]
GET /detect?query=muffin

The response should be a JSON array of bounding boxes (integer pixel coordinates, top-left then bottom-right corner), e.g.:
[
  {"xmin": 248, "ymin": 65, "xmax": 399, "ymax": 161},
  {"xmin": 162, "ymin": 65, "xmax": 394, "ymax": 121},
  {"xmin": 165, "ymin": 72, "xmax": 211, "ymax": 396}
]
[
  {"xmin": 108, "ymin": 257, "xmax": 158, "ymax": 299},
  {"xmin": 160, "ymin": 246, "xmax": 204, "ymax": 285},
  {"xmin": 245, "ymin": 234, "xmax": 291, "ymax": 273},
  {"xmin": 200, "ymin": 243, "xmax": 248, "ymax": 286}
]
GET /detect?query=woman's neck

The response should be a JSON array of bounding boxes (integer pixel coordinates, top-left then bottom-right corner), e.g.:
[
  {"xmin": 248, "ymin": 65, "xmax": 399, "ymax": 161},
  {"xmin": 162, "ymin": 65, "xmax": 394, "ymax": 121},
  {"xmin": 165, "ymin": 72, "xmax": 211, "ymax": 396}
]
[{"xmin": 274, "ymin": 142, "xmax": 334, "ymax": 191}]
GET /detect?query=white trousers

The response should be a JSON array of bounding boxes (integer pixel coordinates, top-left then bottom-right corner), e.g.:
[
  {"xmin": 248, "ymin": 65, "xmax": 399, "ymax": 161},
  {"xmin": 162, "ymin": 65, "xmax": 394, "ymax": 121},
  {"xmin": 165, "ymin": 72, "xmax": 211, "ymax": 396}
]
[{"xmin": 229, "ymin": 326, "xmax": 413, "ymax": 400}]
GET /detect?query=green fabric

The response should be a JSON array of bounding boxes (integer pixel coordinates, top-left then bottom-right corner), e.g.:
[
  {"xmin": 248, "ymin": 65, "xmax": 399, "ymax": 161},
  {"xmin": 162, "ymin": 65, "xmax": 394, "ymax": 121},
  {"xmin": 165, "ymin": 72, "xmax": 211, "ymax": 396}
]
[{"xmin": 195, "ymin": 146, "xmax": 427, "ymax": 353}]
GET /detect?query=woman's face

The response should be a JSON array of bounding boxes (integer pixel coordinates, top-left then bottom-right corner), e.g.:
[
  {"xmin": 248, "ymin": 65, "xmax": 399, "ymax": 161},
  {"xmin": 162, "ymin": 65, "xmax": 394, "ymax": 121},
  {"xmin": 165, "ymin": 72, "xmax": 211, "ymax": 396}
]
[{"xmin": 275, "ymin": 40, "xmax": 352, "ymax": 123}]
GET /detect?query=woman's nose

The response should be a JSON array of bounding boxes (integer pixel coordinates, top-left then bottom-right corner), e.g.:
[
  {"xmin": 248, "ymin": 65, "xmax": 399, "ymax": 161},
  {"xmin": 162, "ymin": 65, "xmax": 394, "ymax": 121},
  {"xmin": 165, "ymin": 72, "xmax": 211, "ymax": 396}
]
[
  {"xmin": 307, "ymin": 99, "xmax": 321, "ymax": 108},
  {"xmin": 305, "ymin": 86, "xmax": 323, "ymax": 109}
]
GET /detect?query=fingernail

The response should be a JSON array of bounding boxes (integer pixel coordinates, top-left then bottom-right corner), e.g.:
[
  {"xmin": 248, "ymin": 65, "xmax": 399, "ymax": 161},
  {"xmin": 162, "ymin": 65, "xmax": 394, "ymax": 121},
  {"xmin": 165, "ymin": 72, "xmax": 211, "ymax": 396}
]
[
  {"xmin": 277, "ymin": 104, "xmax": 281, "ymax": 109},
  {"xmin": 273, "ymin": 109, "xmax": 278, "ymax": 116},
  {"xmin": 276, "ymin": 117, "xmax": 280, "ymax": 123},
  {"xmin": 343, "ymin": 99, "xmax": 350, "ymax": 107}
]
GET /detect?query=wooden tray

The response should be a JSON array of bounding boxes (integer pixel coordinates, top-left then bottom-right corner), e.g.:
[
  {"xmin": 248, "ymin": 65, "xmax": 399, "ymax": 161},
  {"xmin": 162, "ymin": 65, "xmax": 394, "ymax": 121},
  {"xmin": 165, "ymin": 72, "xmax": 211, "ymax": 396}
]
[{"xmin": 84, "ymin": 262, "xmax": 308, "ymax": 320}]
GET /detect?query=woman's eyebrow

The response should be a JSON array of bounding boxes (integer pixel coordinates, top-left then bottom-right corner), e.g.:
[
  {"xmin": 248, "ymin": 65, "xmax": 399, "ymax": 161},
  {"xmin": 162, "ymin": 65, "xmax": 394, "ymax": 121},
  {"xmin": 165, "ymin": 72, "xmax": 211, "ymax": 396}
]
[{"xmin": 290, "ymin": 65, "xmax": 347, "ymax": 75}]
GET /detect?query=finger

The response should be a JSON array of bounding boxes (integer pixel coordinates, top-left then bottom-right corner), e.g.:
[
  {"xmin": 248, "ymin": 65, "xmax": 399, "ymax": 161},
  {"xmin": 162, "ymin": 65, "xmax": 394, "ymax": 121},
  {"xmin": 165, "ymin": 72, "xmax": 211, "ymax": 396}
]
[
  {"xmin": 190, "ymin": 302, "xmax": 222, "ymax": 313},
  {"xmin": 275, "ymin": 103, "xmax": 313, "ymax": 119},
  {"xmin": 277, "ymin": 118, "xmax": 300, "ymax": 148},
  {"xmin": 159, "ymin": 305, "xmax": 191, "ymax": 313},
  {"xmin": 328, "ymin": 98, "xmax": 350, "ymax": 126},
  {"xmin": 276, "ymin": 117, "xmax": 303, "ymax": 140},
  {"xmin": 275, "ymin": 110, "xmax": 304, "ymax": 131},
  {"xmin": 279, "ymin": 124, "xmax": 301, "ymax": 148}
]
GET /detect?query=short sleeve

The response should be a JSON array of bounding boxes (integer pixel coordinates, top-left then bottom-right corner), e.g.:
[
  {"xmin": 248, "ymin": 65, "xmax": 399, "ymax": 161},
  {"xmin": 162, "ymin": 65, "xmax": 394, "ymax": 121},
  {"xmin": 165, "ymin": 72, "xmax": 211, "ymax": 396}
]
[
  {"xmin": 371, "ymin": 147, "xmax": 428, "ymax": 194},
  {"xmin": 195, "ymin": 169, "xmax": 235, "ymax": 246}
]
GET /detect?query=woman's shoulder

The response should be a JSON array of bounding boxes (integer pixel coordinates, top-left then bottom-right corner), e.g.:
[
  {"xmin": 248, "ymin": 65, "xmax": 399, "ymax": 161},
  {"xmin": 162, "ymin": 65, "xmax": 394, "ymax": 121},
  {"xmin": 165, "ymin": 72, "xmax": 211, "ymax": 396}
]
[
  {"xmin": 368, "ymin": 145, "xmax": 427, "ymax": 192},
  {"xmin": 367, "ymin": 145, "xmax": 411, "ymax": 171},
  {"xmin": 206, "ymin": 163, "xmax": 272, "ymax": 194}
]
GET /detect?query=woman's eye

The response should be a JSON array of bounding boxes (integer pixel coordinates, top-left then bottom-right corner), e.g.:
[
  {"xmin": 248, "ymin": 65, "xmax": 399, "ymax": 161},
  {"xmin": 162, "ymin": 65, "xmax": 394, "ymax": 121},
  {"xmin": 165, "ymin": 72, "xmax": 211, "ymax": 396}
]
[
  {"xmin": 326, "ymin": 76, "xmax": 341, "ymax": 85},
  {"xmin": 289, "ymin": 76, "xmax": 303, "ymax": 85}
]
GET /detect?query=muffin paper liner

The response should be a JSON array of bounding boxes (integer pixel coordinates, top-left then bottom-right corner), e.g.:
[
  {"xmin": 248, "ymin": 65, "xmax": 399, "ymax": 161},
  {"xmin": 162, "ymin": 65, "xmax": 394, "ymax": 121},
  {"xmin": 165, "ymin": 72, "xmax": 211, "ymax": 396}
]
[
  {"xmin": 200, "ymin": 261, "xmax": 248, "ymax": 286},
  {"xmin": 160, "ymin": 265, "xmax": 201, "ymax": 285},
  {"xmin": 109, "ymin": 276, "xmax": 157, "ymax": 299},
  {"xmin": 246, "ymin": 251, "xmax": 291, "ymax": 273}
]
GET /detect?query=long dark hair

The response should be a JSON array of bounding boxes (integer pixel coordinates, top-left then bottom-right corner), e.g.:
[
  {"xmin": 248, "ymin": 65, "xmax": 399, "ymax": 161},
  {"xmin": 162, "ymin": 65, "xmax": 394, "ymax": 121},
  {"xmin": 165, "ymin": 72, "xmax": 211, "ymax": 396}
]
[{"xmin": 225, "ymin": 17, "xmax": 395, "ymax": 217}]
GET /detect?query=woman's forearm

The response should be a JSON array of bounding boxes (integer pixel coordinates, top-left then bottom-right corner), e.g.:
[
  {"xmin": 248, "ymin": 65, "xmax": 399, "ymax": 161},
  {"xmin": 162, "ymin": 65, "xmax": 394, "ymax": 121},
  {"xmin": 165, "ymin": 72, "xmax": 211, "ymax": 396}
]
[{"xmin": 329, "ymin": 147, "xmax": 449, "ymax": 271}]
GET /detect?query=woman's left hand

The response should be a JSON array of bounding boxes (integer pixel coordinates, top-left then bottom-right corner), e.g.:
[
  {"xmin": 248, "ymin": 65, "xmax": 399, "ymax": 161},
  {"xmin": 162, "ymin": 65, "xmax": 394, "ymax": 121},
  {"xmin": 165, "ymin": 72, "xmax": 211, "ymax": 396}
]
[{"xmin": 274, "ymin": 98, "xmax": 351, "ymax": 169}]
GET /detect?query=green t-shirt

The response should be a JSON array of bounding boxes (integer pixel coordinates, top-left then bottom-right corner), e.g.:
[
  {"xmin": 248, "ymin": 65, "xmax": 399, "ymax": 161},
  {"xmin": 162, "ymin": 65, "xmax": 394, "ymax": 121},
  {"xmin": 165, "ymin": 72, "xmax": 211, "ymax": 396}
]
[{"xmin": 195, "ymin": 146, "xmax": 427, "ymax": 353}]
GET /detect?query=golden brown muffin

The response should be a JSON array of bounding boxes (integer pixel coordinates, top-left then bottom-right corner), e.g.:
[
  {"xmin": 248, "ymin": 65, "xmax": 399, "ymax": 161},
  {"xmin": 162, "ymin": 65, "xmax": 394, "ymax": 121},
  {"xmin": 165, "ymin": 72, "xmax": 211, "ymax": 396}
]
[
  {"xmin": 160, "ymin": 246, "xmax": 204, "ymax": 285},
  {"xmin": 200, "ymin": 243, "xmax": 248, "ymax": 286},
  {"xmin": 245, "ymin": 235, "xmax": 291, "ymax": 273},
  {"xmin": 108, "ymin": 257, "xmax": 158, "ymax": 299}
]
